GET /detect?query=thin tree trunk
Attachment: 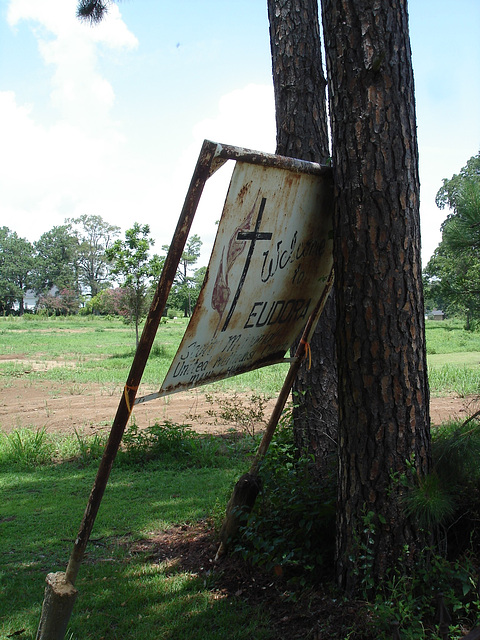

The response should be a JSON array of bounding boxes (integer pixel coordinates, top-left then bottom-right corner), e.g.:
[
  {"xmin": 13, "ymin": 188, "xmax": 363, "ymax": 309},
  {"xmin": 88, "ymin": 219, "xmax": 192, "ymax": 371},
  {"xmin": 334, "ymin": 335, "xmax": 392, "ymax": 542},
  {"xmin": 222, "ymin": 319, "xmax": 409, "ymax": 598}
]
[
  {"xmin": 267, "ymin": 0, "xmax": 338, "ymax": 480},
  {"xmin": 320, "ymin": 0, "xmax": 432, "ymax": 591}
]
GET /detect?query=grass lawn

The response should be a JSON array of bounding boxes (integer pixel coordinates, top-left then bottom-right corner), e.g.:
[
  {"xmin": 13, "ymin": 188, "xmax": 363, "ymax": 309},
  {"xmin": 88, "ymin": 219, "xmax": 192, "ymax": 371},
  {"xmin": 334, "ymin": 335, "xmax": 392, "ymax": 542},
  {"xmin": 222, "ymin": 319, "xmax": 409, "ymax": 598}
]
[
  {"xmin": 2, "ymin": 314, "xmax": 480, "ymax": 397},
  {"xmin": 0, "ymin": 434, "xmax": 273, "ymax": 640},
  {"xmin": 0, "ymin": 315, "xmax": 288, "ymax": 394},
  {"xmin": 425, "ymin": 319, "xmax": 480, "ymax": 396}
]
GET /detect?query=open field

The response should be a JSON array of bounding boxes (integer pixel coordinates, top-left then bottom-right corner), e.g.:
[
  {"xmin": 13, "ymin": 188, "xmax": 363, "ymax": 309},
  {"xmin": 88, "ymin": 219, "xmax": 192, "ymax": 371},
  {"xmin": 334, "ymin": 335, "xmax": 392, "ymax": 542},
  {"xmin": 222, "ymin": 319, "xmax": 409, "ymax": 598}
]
[{"xmin": 1, "ymin": 315, "xmax": 479, "ymax": 435}]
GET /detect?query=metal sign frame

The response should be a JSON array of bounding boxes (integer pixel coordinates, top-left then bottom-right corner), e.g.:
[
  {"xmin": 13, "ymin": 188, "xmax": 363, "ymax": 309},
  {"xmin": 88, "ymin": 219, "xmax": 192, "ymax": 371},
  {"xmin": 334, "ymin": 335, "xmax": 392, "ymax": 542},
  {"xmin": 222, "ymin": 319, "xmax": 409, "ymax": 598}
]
[{"xmin": 137, "ymin": 141, "xmax": 333, "ymax": 404}]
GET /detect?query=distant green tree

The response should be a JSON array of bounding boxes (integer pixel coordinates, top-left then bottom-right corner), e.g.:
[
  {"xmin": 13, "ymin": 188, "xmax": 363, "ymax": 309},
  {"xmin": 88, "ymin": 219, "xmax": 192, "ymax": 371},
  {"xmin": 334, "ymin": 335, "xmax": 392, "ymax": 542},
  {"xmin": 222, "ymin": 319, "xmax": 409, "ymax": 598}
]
[
  {"xmin": 106, "ymin": 223, "xmax": 162, "ymax": 346},
  {"xmin": 435, "ymin": 152, "xmax": 480, "ymax": 213},
  {"xmin": 163, "ymin": 234, "xmax": 203, "ymax": 317},
  {"xmin": 33, "ymin": 225, "xmax": 79, "ymax": 294},
  {"xmin": 67, "ymin": 214, "xmax": 120, "ymax": 297},
  {"xmin": 0, "ymin": 227, "xmax": 34, "ymax": 314},
  {"xmin": 425, "ymin": 156, "xmax": 480, "ymax": 328}
]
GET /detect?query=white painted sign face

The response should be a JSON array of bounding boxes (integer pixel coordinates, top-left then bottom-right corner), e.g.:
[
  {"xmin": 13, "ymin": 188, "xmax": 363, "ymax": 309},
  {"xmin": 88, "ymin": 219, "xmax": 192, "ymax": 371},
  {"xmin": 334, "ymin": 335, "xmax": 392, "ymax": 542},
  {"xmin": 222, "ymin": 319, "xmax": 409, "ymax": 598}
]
[{"xmin": 155, "ymin": 160, "xmax": 334, "ymax": 396}]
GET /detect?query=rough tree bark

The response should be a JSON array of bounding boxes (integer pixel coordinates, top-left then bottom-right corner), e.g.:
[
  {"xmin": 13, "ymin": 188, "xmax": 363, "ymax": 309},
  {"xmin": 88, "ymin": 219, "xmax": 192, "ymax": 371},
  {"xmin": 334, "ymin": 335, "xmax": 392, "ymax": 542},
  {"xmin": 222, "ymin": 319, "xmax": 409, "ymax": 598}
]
[
  {"xmin": 267, "ymin": 0, "xmax": 338, "ymax": 480},
  {"xmin": 320, "ymin": 0, "xmax": 432, "ymax": 591}
]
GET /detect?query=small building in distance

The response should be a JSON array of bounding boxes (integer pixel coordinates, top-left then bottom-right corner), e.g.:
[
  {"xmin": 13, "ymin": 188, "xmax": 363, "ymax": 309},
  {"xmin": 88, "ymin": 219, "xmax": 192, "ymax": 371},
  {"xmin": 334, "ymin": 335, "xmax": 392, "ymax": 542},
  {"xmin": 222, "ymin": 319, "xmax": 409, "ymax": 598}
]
[{"xmin": 429, "ymin": 309, "xmax": 445, "ymax": 321}]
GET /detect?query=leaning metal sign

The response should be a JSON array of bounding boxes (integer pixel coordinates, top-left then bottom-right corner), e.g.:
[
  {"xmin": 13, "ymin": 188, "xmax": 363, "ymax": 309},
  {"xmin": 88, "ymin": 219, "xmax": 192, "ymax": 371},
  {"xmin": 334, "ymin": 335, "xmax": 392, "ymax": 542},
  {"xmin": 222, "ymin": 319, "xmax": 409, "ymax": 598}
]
[
  {"xmin": 137, "ymin": 142, "xmax": 333, "ymax": 404},
  {"xmin": 37, "ymin": 142, "xmax": 333, "ymax": 637}
]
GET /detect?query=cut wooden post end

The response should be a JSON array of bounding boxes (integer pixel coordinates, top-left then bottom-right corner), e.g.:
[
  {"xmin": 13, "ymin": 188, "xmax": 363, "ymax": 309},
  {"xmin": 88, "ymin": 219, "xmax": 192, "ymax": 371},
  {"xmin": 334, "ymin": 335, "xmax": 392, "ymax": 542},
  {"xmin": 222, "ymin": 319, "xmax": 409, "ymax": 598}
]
[
  {"xmin": 36, "ymin": 572, "xmax": 78, "ymax": 640},
  {"xmin": 215, "ymin": 472, "xmax": 262, "ymax": 560}
]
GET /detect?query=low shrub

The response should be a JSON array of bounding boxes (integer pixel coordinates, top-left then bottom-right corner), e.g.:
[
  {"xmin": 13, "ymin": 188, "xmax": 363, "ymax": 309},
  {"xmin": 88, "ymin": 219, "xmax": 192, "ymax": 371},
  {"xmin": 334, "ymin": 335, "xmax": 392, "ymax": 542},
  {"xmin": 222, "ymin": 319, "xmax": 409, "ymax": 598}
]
[
  {"xmin": 119, "ymin": 420, "xmax": 239, "ymax": 468},
  {"xmin": 232, "ymin": 419, "xmax": 336, "ymax": 584}
]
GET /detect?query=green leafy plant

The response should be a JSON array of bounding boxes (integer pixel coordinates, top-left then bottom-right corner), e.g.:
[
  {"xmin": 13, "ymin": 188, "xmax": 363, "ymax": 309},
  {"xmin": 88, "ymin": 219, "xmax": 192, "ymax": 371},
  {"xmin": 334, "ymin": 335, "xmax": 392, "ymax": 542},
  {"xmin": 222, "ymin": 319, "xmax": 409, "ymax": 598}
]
[
  {"xmin": 363, "ymin": 549, "xmax": 480, "ymax": 639},
  {"xmin": 204, "ymin": 392, "xmax": 269, "ymax": 438},
  {"xmin": 233, "ymin": 418, "xmax": 336, "ymax": 584}
]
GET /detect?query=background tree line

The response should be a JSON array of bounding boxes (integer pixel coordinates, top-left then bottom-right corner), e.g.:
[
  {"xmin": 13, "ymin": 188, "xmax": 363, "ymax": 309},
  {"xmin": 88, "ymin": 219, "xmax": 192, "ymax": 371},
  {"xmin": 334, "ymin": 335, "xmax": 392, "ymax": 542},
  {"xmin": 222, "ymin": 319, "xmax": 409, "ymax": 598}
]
[
  {"xmin": 424, "ymin": 152, "xmax": 480, "ymax": 329},
  {"xmin": 0, "ymin": 214, "xmax": 203, "ymax": 325}
]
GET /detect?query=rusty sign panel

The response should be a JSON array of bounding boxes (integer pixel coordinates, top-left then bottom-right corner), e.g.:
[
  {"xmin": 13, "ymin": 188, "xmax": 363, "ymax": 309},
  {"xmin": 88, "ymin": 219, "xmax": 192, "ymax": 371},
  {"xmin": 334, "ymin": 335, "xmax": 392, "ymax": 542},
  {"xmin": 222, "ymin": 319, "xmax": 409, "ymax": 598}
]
[{"xmin": 136, "ymin": 156, "xmax": 333, "ymax": 403}]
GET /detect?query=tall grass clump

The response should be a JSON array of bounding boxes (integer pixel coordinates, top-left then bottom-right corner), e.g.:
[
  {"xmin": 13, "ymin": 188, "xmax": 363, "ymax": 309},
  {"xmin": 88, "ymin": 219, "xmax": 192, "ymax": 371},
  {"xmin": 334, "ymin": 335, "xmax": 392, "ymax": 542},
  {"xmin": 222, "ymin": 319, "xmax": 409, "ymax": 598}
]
[
  {"xmin": 428, "ymin": 364, "xmax": 480, "ymax": 397},
  {"xmin": 403, "ymin": 414, "xmax": 480, "ymax": 555},
  {"xmin": 119, "ymin": 420, "xmax": 244, "ymax": 469},
  {"xmin": 0, "ymin": 428, "xmax": 54, "ymax": 468},
  {"xmin": 0, "ymin": 427, "xmax": 109, "ymax": 468}
]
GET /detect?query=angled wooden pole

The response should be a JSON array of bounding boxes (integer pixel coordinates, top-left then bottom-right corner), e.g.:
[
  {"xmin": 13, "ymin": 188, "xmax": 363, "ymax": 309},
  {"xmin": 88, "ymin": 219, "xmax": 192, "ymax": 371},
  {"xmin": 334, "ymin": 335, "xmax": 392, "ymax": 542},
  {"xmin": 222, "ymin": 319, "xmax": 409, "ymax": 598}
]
[
  {"xmin": 215, "ymin": 271, "xmax": 334, "ymax": 560},
  {"xmin": 36, "ymin": 139, "xmax": 219, "ymax": 640}
]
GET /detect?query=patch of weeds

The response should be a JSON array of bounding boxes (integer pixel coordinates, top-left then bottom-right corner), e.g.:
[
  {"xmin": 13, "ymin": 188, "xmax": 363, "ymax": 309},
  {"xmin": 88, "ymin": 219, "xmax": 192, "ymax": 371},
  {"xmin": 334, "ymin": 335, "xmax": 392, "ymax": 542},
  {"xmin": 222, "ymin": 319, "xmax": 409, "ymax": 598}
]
[
  {"xmin": 233, "ymin": 419, "xmax": 336, "ymax": 585},
  {"xmin": 403, "ymin": 416, "xmax": 480, "ymax": 555},
  {"xmin": 347, "ymin": 508, "xmax": 480, "ymax": 639},
  {"xmin": 204, "ymin": 392, "xmax": 269, "ymax": 438},
  {"xmin": 149, "ymin": 343, "xmax": 170, "ymax": 358},
  {"xmin": 74, "ymin": 429, "xmax": 107, "ymax": 465},
  {"xmin": 119, "ymin": 420, "xmax": 229, "ymax": 468},
  {"xmin": 0, "ymin": 427, "xmax": 55, "ymax": 468},
  {"xmin": 362, "ymin": 547, "xmax": 480, "ymax": 639}
]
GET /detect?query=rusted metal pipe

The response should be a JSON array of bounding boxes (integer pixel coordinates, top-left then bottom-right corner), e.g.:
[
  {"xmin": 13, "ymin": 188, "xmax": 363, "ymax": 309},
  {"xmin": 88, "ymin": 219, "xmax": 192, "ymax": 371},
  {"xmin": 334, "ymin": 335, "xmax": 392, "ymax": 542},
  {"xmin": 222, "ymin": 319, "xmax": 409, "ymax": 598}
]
[{"xmin": 64, "ymin": 139, "xmax": 219, "ymax": 586}]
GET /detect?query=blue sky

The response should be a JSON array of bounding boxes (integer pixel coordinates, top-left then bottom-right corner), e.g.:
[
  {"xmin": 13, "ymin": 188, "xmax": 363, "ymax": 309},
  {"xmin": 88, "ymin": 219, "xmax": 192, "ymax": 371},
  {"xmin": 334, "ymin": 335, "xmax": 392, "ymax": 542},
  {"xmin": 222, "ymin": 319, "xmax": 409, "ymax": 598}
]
[{"xmin": 0, "ymin": 0, "xmax": 479, "ymax": 267}]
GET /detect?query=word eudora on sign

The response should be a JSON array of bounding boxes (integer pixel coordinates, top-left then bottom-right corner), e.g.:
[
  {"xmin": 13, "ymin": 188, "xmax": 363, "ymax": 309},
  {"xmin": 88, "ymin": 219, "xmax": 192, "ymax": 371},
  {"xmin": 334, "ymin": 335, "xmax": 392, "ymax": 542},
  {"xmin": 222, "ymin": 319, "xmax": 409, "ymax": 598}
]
[{"xmin": 136, "ymin": 147, "xmax": 334, "ymax": 405}]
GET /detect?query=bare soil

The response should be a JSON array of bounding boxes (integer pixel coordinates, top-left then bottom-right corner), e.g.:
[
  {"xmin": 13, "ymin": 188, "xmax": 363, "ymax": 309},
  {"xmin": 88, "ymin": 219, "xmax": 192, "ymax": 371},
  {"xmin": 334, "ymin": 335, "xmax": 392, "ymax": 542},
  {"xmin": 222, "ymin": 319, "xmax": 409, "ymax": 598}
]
[{"xmin": 1, "ymin": 372, "xmax": 478, "ymax": 436}]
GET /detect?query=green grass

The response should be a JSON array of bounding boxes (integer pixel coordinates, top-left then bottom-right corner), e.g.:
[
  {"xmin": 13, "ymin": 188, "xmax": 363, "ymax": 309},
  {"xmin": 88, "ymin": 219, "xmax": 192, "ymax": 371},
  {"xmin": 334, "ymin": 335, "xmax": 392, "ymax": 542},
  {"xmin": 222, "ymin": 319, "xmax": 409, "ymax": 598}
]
[
  {"xmin": 0, "ymin": 427, "xmax": 272, "ymax": 640},
  {"xmin": 425, "ymin": 318, "xmax": 480, "ymax": 354},
  {"xmin": 0, "ymin": 315, "xmax": 287, "ymax": 393},
  {"xmin": 4, "ymin": 314, "xmax": 480, "ymax": 399},
  {"xmin": 425, "ymin": 319, "xmax": 480, "ymax": 396},
  {"xmin": 1, "ymin": 315, "xmax": 480, "ymax": 398},
  {"xmin": 1, "ymin": 315, "xmax": 480, "ymax": 637}
]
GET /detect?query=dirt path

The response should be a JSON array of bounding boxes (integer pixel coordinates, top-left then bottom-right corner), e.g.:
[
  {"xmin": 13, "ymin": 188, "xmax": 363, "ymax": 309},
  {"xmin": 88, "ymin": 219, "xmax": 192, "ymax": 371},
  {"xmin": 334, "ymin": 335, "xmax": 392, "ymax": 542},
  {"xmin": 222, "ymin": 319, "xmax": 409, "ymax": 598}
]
[{"xmin": 1, "ymin": 375, "xmax": 478, "ymax": 436}]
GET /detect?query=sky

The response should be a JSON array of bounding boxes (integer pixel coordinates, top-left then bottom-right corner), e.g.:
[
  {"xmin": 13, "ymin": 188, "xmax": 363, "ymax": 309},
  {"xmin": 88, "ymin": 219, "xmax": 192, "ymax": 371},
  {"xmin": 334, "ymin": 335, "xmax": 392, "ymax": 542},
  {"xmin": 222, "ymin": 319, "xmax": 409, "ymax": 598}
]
[{"xmin": 0, "ymin": 0, "xmax": 479, "ymax": 268}]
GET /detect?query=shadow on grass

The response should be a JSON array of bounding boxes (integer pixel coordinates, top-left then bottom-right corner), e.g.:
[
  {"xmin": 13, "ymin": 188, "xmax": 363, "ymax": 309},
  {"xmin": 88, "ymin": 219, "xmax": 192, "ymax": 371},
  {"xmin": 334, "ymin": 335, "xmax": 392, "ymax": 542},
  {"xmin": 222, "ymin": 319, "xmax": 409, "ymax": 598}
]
[
  {"xmin": 109, "ymin": 344, "xmax": 172, "ymax": 360},
  {"xmin": 0, "ymin": 460, "xmax": 247, "ymax": 639}
]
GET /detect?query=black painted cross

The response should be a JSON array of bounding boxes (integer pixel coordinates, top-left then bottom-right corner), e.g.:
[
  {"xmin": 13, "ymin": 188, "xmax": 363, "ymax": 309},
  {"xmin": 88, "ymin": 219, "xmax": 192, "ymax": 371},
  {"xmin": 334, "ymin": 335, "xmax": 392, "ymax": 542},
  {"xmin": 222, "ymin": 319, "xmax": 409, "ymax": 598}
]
[{"xmin": 221, "ymin": 197, "xmax": 272, "ymax": 332}]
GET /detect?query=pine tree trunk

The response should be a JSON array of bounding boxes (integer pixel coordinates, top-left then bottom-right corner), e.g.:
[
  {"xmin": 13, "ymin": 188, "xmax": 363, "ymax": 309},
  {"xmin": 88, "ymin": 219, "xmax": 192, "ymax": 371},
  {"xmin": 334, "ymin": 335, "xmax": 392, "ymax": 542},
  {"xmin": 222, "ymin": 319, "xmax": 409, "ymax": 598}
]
[
  {"xmin": 320, "ymin": 0, "xmax": 432, "ymax": 591},
  {"xmin": 267, "ymin": 0, "xmax": 338, "ymax": 479}
]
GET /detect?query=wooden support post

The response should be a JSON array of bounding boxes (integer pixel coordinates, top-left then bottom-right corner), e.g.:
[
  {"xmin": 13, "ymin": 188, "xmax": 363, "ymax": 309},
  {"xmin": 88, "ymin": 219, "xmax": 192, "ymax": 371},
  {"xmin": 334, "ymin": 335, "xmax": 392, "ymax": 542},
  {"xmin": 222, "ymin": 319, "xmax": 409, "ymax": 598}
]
[
  {"xmin": 36, "ymin": 140, "xmax": 219, "ymax": 640},
  {"xmin": 36, "ymin": 573, "xmax": 78, "ymax": 640},
  {"xmin": 215, "ymin": 272, "xmax": 334, "ymax": 560}
]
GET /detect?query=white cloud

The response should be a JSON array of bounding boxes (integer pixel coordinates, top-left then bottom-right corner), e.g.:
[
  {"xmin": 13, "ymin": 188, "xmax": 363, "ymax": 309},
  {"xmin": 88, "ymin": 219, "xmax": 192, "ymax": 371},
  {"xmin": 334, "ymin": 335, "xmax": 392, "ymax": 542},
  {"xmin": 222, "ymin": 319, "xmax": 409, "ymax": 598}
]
[
  {"xmin": 0, "ymin": 0, "xmax": 144, "ymax": 242},
  {"xmin": 7, "ymin": 0, "xmax": 137, "ymax": 128},
  {"xmin": 0, "ymin": 89, "xmax": 128, "ymax": 234},
  {"xmin": 192, "ymin": 83, "xmax": 276, "ymax": 153},
  {"xmin": 1, "ymin": 1, "xmax": 275, "ymax": 266},
  {"xmin": 180, "ymin": 84, "xmax": 276, "ymax": 266}
]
